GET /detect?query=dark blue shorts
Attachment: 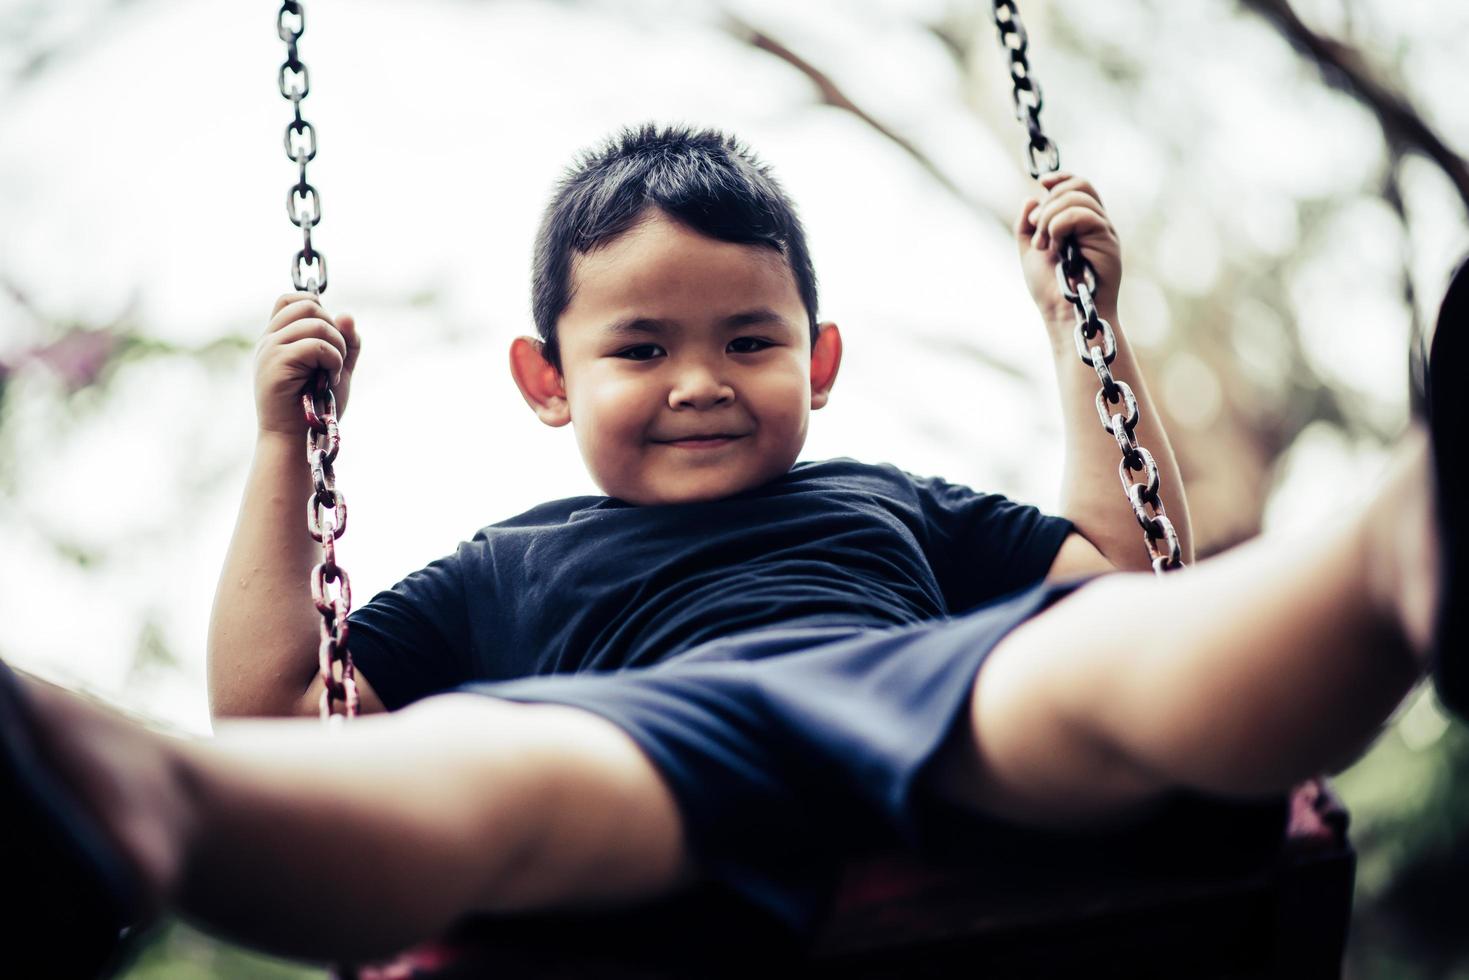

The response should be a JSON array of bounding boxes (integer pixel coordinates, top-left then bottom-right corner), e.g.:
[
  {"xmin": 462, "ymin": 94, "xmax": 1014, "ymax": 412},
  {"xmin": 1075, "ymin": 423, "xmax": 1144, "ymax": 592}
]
[{"xmin": 458, "ymin": 579, "xmax": 1099, "ymax": 934}]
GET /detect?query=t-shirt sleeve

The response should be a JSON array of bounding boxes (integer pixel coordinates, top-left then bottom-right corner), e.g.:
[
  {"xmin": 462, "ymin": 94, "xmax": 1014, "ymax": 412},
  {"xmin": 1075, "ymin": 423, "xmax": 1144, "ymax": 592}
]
[
  {"xmin": 906, "ymin": 471, "xmax": 1074, "ymax": 614},
  {"xmin": 345, "ymin": 550, "xmax": 474, "ymax": 711}
]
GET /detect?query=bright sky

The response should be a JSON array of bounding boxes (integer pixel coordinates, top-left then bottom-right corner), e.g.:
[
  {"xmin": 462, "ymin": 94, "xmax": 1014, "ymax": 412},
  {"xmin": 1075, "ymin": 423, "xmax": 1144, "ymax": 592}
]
[{"xmin": 0, "ymin": 0, "xmax": 1462, "ymax": 732}]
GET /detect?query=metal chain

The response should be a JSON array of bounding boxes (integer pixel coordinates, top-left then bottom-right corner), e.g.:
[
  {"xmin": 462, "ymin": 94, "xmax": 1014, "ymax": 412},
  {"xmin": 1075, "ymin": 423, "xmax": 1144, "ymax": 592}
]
[
  {"xmin": 990, "ymin": 0, "xmax": 1184, "ymax": 575},
  {"xmin": 279, "ymin": 1, "xmax": 358, "ymax": 718}
]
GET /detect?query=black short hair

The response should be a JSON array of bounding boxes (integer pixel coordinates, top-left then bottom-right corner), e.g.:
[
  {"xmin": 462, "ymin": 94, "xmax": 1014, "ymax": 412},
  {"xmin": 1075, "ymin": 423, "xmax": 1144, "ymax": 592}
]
[{"xmin": 531, "ymin": 124, "xmax": 820, "ymax": 372}]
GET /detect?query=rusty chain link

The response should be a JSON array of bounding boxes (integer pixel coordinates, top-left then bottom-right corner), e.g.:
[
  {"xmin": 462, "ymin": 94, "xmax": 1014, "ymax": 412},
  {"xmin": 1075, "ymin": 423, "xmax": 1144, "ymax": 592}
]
[
  {"xmin": 279, "ymin": 1, "xmax": 357, "ymax": 718},
  {"xmin": 990, "ymin": 0, "xmax": 1184, "ymax": 575}
]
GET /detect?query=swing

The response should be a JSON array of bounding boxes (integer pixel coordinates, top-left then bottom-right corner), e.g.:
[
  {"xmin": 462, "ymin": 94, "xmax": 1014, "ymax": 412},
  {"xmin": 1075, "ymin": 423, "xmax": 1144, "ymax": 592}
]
[{"xmin": 272, "ymin": 2, "xmax": 1356, "ymax": 975}]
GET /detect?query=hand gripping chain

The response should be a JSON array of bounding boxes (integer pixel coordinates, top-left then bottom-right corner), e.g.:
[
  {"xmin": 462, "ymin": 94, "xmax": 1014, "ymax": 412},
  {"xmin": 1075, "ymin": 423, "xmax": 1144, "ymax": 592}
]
[
  {"xmin": 279, "ymin": 1, "xmax": 358, "ymax": 718},
  {"xmin": 990, "ymin": 1, "xmax": 1184, "ymax": 574}
]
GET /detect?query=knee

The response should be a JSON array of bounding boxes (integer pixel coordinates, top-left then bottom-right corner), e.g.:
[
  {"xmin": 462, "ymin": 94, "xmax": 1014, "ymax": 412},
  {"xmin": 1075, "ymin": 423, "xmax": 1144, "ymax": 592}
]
[
  {"xmin": 392, "ymin": 694, "xmax": 677, "ymax": 845},
  {"xmin": 399, "ymin": 695, "xmax": 693, "ymax": 909},
  {"xmin": 390, "ymin": 694, "xmax": 571, "ymax": 836},
  {"xmin": 397, "ymin": 694, "xmax": 641, "ymax": 778}
]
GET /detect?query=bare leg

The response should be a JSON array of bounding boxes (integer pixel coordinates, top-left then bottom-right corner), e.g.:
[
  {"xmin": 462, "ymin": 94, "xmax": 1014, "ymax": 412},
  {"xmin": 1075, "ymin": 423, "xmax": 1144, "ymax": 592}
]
[
  {"xmin": 933, "ymin": 432, "xmax": 1436, "ymax": 826},
  {"xmin": 12, "ymin": 436, "xmax": 1440, "ymax": 963},
  {"xmin": 17, "ymin": 683, "xmax": 695, "ymax": 963}
]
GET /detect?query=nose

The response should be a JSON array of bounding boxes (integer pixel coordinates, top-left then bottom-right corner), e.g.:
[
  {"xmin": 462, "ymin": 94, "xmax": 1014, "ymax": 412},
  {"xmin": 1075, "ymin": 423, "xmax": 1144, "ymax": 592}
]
[{"xmin": 668, "ymin": 361, "xmax": 735, "ymax": 410}]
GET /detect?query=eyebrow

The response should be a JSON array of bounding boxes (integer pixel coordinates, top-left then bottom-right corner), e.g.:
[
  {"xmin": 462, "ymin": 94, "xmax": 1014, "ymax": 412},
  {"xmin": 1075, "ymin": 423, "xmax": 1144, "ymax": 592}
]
[{"xmin": 602, "ymin": 308, "xmax": 792, "ymax": 338}]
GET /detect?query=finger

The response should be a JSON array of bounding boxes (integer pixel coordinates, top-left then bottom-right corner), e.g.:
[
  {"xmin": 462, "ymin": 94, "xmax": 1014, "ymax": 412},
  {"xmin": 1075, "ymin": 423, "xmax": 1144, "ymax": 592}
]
[
  {"xmin": 272, "ymin": 318, "xmax": 348, "ymax": 360},
  {"xmin": 267, "ymin": 298, "xmax": 337, "ymax": 336},
  {"xmin": 1032, "ymin": 191, "xmax": 1106, "ymax": 248},
  {"xmin": 277, "ymin": 337, "xmax": 347, "ymax": 385},
  {"xmin": 272, "ymin": 292, "xmax": 321, "ymax": 317},
  {"xmin": 1015, "ymin": 196, "xmax": 1042, "ymax": 241},
  {"xmin": 262, "ymin": 319, "xmax": 349, "ymax": 378},
  {"xmin": 1033, "ymin": 188, "xmax": 1104, "ymax": 230},
  {"xmin": 335, "ymin": 313, "xmax": 361, "ymax": 351},
  {"xmin": 1044, "ymin": 206, "xmax": 1116, "ymax": 251},
  {"xmin": 337, "ymin": 313, "xmax": 362, "ymax": 374},
  {"xmin": 1035, "ymin": 179, "xmax": 1104, "ymax": 247},
  {"xmin": 268, "ymin": 299, "xmax": 336, "ymax": 334},
  {"xmin": 1038, "ymin": 173, "xmax": 1102, "ymax": 207},
  {"xmin": 1036, "ymin": 171, "xmax": 1072, "ymax": 192}
]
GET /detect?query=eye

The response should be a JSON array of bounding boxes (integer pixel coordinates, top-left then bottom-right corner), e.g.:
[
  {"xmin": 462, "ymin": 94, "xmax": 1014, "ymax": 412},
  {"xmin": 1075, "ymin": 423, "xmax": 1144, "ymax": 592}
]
[
  {"xmin": 614, "ymin": 344, "xmax": 665, "ymax": 361},
  {"xmin": 728, "ymin": 337, "xmax": 774, "ymax": 354}
]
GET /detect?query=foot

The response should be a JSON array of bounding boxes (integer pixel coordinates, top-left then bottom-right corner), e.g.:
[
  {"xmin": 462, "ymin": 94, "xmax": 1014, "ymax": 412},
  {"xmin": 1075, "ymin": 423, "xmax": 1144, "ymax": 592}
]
[
  {"xmin": 1426, "ymin": 257, "xmax": 1468, "ymax": 718},
  {"xmin": 0, "ymin": 660, "xmax": 188, "ymax": 973}
]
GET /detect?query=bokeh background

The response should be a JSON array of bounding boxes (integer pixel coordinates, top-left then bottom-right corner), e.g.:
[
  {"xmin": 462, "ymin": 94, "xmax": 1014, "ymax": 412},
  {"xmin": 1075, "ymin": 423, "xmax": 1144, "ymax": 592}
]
[{"xmin": 1, "ymin": 0, "xmax": 1466, "ymax": 976}]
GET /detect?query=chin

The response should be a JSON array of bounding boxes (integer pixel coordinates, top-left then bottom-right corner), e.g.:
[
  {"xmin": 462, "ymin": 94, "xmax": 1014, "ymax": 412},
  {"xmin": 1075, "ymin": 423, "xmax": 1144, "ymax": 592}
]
[
  {"xmin": 642, "ymin": 478, "xmax": 742, "ymax": 506},
  {"xmin": 594, "ymin": 444, "xmax": 804, "ymax": 505},
  {"xmin": 613, "ymin": 467, "xmax": 773, "ymax": 506}
]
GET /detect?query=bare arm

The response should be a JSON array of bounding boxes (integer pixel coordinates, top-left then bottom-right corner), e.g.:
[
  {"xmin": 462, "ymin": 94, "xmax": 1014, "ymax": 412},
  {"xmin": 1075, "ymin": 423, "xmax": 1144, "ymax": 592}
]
[
  {"xmin": 1019, "ymin": 174, "xmax": 1194, "ymax": 572},
  {"xmin": 207, "ymin": 433, "xmax": 385, "ymax": 717},
  {"xmin": 208, "ymin": 294, "xmax": 383, "ymax": 718},
  {"xmin": 1047, "ymin": 317, "xmax": 1193, "ymax": 571}
]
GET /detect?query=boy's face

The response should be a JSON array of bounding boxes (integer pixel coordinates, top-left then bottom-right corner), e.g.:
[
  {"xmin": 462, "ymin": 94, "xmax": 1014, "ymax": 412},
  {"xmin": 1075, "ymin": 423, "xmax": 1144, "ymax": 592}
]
[{"xmin": 511, "ymin": 210, "xmax": 841, "ymax": 506}]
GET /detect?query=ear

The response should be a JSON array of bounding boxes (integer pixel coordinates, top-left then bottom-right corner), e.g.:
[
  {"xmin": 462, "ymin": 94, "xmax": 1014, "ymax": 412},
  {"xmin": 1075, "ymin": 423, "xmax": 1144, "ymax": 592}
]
[
  {"xmin": 509, "ymin": 336, "xmax": 571, "ymax": 427},
  {"xmin": 809, "ymin": 322, "xmax": 842, "ymax": 410}
]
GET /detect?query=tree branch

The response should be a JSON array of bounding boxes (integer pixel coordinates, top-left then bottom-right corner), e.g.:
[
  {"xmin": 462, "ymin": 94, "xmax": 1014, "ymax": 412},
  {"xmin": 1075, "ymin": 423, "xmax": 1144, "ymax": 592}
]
[
  {"xmin": 718, "ymin": 13, "xmax": 1011, "ymax": 234},
  {"xmin": 1238, "ymin": 0, "xmax": 1469, "ymax": 212}
]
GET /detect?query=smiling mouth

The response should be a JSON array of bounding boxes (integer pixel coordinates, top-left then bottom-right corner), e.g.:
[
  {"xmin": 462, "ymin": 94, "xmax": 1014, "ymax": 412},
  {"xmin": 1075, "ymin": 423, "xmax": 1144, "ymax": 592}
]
[{"xmin": 658, "ymin": 435, "xmax": 745, "ymax": 448}]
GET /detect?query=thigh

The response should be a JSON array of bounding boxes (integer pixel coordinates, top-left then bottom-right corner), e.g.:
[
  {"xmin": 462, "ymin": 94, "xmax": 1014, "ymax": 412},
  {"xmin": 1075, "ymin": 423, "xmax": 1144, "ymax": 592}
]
[
  {"xmin": 457, "ymin": 644, "xmax": 877, "ymax": 935},
  {"xmin": 925, "ymin": 577, "xmax": 1167, "ymax": 829},
  {"xmin": 457, "ymin": 602, "xmax": 1103, "ymax": 934},
  {"xmin": 398, "ymin": 694, "xmax": 698, "ymax": 914}
]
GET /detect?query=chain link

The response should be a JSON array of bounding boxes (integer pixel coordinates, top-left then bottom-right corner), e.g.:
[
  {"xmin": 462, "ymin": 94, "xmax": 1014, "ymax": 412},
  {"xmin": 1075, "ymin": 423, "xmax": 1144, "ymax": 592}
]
[
  {"xmin": 279, "ymin": 2, "xmax": 328, "ymax": 295},
  {"xmin": 989, "ymin": 0, "xmax": 1183, "ymax": 574},
  {"xmin": 279, "ymin": 1, "xmax": 357, "ymax": 718}
]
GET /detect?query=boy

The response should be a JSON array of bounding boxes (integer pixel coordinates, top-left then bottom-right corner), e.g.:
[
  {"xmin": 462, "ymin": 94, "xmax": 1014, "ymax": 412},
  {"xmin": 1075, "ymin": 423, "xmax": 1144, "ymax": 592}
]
[{"xmin": 3, "ymin": 124, "xmax": 1463, "ymax": 974}]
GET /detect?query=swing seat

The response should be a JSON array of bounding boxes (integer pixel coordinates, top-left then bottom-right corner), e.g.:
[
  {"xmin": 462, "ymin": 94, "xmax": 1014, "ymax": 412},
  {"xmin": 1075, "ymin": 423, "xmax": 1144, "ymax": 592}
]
[{"xmin": 351, "ymin": 778, "xmax": 1352, "ymax": 979}]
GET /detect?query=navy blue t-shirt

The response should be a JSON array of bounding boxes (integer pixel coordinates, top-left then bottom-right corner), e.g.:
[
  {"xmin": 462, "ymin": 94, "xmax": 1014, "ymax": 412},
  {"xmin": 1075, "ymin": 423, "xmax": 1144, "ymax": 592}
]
[{"xmin": 347, "ymin": 458, "xmax": 1073, "ymax": 711}]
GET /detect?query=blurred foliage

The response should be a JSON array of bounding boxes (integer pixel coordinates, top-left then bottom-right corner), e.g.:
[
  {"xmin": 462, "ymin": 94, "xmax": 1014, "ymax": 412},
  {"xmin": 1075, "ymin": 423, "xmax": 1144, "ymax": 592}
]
[
  {"xmin": 121, "ymin": 920, "xmax": 323, "ymax": 979},
  {"xmin": 0, "ymin": 315, "xmax": 251, "ymax": 497},
  {"xmin": 1336, "ymin": 692, "xmax": 1469, "ymax": 977}
]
